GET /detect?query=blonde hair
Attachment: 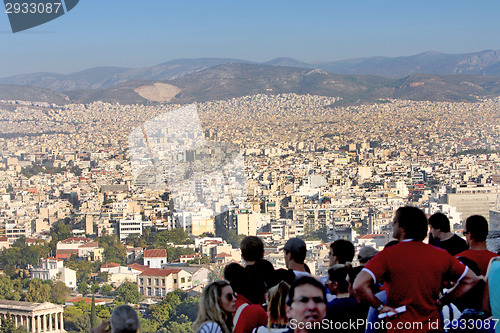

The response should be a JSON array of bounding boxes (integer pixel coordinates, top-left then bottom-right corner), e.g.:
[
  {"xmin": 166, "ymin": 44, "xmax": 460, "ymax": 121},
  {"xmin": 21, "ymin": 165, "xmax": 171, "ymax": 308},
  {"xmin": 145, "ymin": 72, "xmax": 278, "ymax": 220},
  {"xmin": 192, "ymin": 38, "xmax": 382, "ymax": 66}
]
[
  {"xmin": 193, "ymin": 280, "xmax": 233, "ymax": 333},
  {"xmin": 267, "ymin": 281, "xmax": 290, "ymax": 327},
  {"xmin": 110, "ymin": 305, "xmax": 139, "ymax": 333}
]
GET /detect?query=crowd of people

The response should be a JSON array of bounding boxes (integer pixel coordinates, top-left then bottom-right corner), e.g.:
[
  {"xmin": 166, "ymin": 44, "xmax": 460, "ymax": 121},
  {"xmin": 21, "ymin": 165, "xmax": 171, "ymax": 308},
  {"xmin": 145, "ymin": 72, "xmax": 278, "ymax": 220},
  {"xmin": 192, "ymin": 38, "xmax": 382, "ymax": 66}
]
[
  {"xmin": 89, "ymin": 207, "xmax": 500, "ymax": 333},
  {"xmin": 194, "ymin": 207, "xmax": 499, "ymax": 333}
]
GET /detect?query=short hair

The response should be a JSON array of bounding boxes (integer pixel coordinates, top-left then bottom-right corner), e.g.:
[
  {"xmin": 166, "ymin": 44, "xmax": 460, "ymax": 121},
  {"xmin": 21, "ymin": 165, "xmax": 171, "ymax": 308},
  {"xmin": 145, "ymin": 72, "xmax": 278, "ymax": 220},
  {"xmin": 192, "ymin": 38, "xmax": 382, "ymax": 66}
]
[
  {"xmin": 395, "ymin": 206, "xmax": 428, "ymax": 241},
  {"xmin": 327, "ymin": 266, "xmax": 349, "ymax": 293},
  {"xmin": 428, "ymin": 212, "xmax": 451, "ymax": 233},
  {"xmin": 223, "ymin": 263, "xmax": 246, "ymax": 294},
  {"xmin": 330, "ymin": 239, "xmax": 355, "ymax": 264},
  {"xmin": 465, "ymin": 215, "xmax": 489, "ymax": 242},
  {"xmin": 110, "ymin": 305, "xmax": 139, "ymax": 333},
  {"xmin": 285, "ymin": 249, "xmax": 306, "ymax": 264},
  {"xmin": 240, "ymin": 236, "xmax": 264, "ymax": 262},
  {"xmin": 286, "ymin": 276, "xmax": 326, "ymax": 306}
]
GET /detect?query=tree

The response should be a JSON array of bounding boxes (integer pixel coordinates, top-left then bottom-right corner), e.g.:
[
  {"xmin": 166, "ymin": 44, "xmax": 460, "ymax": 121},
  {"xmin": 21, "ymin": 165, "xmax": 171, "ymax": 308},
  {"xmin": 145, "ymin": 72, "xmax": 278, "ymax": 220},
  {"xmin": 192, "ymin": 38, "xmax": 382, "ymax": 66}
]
[
  {"xmin": 115, "ymin": 282, "xmax": 141, "ymax": 304},
  {"xmin": 77, "ymin": 281, "xmax": 88, "ymax": 295},
  {"xmin": 99, "ymin": 235, "xmax": 127, "ymax": 265},
  {"xmin": 49, "ymin": 221, "xmax": 72, "ymax": 253},
  {"xmin": 225, "ymin": 229, "xmax": 245, "ymax": 248},
  {"xmin": 0, "ymin": 275, "xmax": 21, "ymax": 301},
  {"xmin": 100, "ymin": 284, "xmax": 113, "ymax": 295},
  {"xmin": 0, "ymin": 315, "xmax": 28, "ymax": 333},
  {"xmin": 90, "ymin": 295, "xmax": 97, "ymax": 328},
  {"xmin": 50, "ymin": 280, "xmax": 71, "ymax": 304},
  {"xmin": 25, "ymin": 279, "xmax": 51, "ymax": 303}
]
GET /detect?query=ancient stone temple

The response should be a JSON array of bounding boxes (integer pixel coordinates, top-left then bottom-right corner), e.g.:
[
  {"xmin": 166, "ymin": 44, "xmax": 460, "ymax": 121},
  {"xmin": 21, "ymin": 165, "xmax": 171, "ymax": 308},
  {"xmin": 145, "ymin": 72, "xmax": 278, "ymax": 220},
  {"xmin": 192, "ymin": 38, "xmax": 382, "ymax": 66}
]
[{"xmin": 0, "ymin": 300, "xmax": 64, "ymax": 333}]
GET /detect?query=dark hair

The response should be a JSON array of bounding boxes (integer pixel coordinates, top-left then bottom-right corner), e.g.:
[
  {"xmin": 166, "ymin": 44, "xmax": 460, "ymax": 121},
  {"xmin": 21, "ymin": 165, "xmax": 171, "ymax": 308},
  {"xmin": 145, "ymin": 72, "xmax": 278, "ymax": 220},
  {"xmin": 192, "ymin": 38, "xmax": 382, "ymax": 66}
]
[
  {"xmin": 395, "ymin": 206, "xmax": 428, "ymax": 241},
  {"xmin": 286, "ymin": 276, "xmax": 326, "ymax": 306},
  {"xmin": 327, "ymin": 266, "xmax": 349, "ymax": 293},
  {"xmin": 428, "ymin": 212, "xmax": 451, "ymax": 233},
  {"xmin": 285, "ymin": 249, "xmax": 306, "ymax": 264},
  {"xmin": 240, "ymin": 236, "xmax": 264, "ymax": 262},
  {"xmin": 347, "ymin": 266, "xmax": 363, "ymax": 286},
  {"xmin": 223, "ymin": 263, "xmax": 246, "ymax": 294},
  {"xmin": 330, "ymin": 239, "xmax": 355, "ymax": 264},
  {"xmin": 465, "ymin": 215, "xmax": 489, "ymax": 242}
]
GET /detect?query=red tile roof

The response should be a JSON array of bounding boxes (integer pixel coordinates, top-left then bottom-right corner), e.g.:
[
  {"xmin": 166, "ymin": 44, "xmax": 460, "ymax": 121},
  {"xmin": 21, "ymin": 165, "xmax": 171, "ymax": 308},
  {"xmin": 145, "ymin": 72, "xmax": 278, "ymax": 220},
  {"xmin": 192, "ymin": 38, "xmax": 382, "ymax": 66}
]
[
  {"xmin": 215, "ymin": 252, "xmax": 231, "ymax": 258},
  {"xmin": 127, "ymin": 263, "xmax": 149, "ymax": 272},
  {"xmin": 357, "ymin": 234, "xmax": 385, "ymax": 239},
  {"xmin": 143, "ymin": 249, "xmax": 167, "ymax": 258},
  {"xmin": 139, "ymin": 268, "xmax": 182, "ymax": 277},
  {"xmin": 101, "ymin": 262, "xmax": 120, "ymax": 269}
]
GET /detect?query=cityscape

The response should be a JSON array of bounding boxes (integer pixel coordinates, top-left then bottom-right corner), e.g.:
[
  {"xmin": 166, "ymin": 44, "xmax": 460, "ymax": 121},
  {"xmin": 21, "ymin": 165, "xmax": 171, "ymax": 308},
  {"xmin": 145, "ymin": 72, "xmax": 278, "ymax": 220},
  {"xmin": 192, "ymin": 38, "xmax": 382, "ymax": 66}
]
[{"xmin": 1, "ymin": 1, "xmax": 500, "ymax": 332}]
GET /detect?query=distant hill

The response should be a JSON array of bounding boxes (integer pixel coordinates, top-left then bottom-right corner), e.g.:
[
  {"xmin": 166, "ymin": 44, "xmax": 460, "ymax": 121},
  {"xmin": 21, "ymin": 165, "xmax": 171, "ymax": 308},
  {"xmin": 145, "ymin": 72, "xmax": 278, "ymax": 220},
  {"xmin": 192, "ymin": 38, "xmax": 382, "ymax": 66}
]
[
  {"xmin": 316, "ymin": 50, "xmax": 500, "ymax": 77},
  {"xmin": 0, "ymin": 84, "xmax": 69, "ymax": 104},
  {"xmin": 0, "ymin": 58, "xmax": 252, "ymax": 92},
  {"xmin": 3, "ymin": 50, "xmax": 500, "ymax": 93},
  {"xmin": 3, "ymin": 63, "xmax": 500, "ymax": 106}
]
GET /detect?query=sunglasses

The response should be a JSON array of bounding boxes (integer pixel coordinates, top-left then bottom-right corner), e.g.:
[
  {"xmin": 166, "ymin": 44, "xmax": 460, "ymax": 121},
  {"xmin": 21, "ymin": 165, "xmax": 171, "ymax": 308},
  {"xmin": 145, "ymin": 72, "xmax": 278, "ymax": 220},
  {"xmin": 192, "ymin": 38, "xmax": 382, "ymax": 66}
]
[
  {"xmin": 225, "ymin": 292, "xmax": 237, "ymax": 301},
  {"xmin": 463, "ymin": 230, "xmax": 469, "ymax": 236}
]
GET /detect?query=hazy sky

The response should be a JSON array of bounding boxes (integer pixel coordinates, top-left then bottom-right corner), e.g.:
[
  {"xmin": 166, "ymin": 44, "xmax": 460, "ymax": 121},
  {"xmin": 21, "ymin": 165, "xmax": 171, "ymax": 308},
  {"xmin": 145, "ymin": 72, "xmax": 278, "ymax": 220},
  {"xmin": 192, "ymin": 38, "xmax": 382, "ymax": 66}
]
[{"xmin": 1, "ymin": 0, "xmax": 499, "ymax": 77}]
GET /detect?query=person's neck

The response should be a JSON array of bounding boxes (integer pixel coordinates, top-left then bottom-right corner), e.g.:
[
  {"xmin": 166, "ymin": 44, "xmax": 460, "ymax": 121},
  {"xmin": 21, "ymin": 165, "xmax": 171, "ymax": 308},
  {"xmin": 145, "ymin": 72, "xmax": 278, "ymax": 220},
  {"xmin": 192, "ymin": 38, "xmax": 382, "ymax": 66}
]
[
  {"xmin": 335, "ymin": 292, "xmax": 350, "ymax": 298},
  {"xmin": 469, "ymin": 241, "xmax": 488, "ymax": 251},
  {"xmin": 244, "ymin": 260, "xmax": 256, "ymax": 266},
  {"xmin": 439, "ymin": 232, "xmax": 454, "ymax": 241},
  {"xmin": 290, "ymin": 262, "xmax": 306, "ymax": 272}
]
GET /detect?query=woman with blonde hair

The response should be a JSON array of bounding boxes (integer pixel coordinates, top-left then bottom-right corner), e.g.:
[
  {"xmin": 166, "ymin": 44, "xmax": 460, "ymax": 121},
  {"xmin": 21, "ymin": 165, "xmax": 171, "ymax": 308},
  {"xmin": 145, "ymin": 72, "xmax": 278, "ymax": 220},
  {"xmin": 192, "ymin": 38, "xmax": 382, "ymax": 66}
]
[
  {"xmin": 253, "ymin": 281, "xmax": 290, "ymax": 333},
  {"xmin": 193, "ymin": 280, "xmax": 237, "ymax": 333}
]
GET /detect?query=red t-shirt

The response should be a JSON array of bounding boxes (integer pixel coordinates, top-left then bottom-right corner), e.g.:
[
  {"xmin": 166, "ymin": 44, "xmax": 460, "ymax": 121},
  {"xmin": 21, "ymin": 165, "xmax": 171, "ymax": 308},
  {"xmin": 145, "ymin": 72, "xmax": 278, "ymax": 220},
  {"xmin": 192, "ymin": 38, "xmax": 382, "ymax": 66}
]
[
  {"xmin": 233, "ymin": 295, "xmax": 268, "ymax": 333},
  {"xmin": 456, "ymin": 249, "xmax": 498, "ymax": 276},
  {"xmin": 364, "ymin": 240, "xmax": 466, "ymax": 333}
]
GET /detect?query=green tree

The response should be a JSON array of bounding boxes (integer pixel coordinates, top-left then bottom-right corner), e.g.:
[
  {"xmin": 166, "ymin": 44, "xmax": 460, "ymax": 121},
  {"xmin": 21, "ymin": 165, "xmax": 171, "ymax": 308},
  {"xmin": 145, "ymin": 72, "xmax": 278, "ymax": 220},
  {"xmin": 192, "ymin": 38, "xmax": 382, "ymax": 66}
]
[
  {"xmin": 90, "ymin": 295, "xmax": 97, "ymax": 328},
  {"xmin": 166, "ymin": 246, "xmax": 195, "ymax": 263},
  {"xmin": 100, "ymin": 284, "xmax": 113, "ymax": 295},
  {"xmin": 165, "ymin": 321, "xmax": 193, "ymax": 333},
  {"xmin": 25, "ymin": 279, "xmax": 51, "ymax": 303},
  {"xmin": 73, "ymin": 314, "xmax": 90, "ymax": 333},
  {"xmin": 0, "ymin": 275, "xmax": 21, "ymax": 301},
  {"xmin": 49, "ymin": 221, "xmax": 72, "ymax": 253},
  {"xmin": 77, "ymin": 281, "xmax": 88, "ymax": 295},
  {"xmin": 50, "ymin": 280, "xmax": 71, "ymax": 304},
  {"xmin": 139, "ymin": 317, "xmax": 158, "ymax": 333},
  {"xmin": 115, "ymin": 282, "xmax": 141, "ymax": 304},
  {"xmin": 0, "ymin": 315, "xmax": 28, "ymax": 333},
  {"xmin": 225, "ymin": 229, "xmax": 245, "ymax": 248},
  {"xmin": 99, "ymin": 235, "xmax": 127, "ymax": 264}
]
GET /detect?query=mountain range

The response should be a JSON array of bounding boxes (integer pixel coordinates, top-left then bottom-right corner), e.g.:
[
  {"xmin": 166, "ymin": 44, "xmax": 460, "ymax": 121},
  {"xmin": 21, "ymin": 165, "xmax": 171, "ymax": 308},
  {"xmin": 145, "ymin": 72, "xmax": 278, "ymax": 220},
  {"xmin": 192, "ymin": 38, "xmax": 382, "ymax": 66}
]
[{"xmin": 3, "ymin": 50, "xmax": 500, "ymax": 105}]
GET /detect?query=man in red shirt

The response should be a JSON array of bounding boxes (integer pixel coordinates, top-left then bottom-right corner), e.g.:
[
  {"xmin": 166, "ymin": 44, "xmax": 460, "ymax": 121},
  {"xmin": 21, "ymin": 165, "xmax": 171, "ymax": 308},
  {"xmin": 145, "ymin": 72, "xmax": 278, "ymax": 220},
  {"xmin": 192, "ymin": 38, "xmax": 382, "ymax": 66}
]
[
  {"xmin": 456, "ymin": 214, "xmax": 498, "ymax": 276},
  {"xmin": 353, "ymin": 206, "xmax": 479, "ymax": 333}
]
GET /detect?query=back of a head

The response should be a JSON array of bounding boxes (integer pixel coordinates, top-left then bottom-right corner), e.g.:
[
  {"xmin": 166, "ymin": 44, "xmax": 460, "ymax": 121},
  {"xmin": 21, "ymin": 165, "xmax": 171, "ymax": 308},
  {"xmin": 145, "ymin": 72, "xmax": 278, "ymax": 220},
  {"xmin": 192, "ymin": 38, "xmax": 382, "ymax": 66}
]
[
  {"xmin": 110, "ymin": 305, "xmax": 139, "ymax": 333},
  {"xmin": 428, "ymin": 212, "xmax": 451, "ymax": 233},
  {"xmin": 223, "ymin": 263, "xmax": 246, "ymax": 294},
  {"xmin": 284, "ymin": 238, "xmax": 307, "ymax": 264},
  {"xmin": 330, "ymin": 239, "xmax": 355, "ymax": 264},
  {"xmin": 267, "ymin": 281, "xmax": 290, "ymax": 326},
  {"xmin": 327, "ymin": 265, "xmax": 349, "ymax": 293},
  {"xmin": 240, "ymin": 236, "xmax": 264, "ymax": 262},
  {"xmin": 396, "ymin": 206, "xmax": 428, "ymax": 241},
  {"xmin": 466, "ymin": 215, "xmax": 489, "ymax": 242}
]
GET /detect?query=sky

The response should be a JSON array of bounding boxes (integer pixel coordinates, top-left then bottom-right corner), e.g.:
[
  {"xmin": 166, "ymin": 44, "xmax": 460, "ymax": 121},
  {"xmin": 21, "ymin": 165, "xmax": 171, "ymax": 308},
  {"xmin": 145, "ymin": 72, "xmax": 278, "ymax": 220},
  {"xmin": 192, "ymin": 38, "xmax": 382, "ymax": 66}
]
[{"xmin": 1, "ymin": 0, "xmax": 500, "ymax": 77}]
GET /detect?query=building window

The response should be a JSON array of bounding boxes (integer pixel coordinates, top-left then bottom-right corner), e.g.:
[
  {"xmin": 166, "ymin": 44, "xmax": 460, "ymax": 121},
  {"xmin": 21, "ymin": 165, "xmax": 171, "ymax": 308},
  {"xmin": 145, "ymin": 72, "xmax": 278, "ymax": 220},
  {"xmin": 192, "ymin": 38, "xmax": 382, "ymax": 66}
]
[
  {"xmin": 155, "ymin": 279, "xmax": 159, "ymax": 286},
  {"xmin": 181, "ymin": 277, "xmax": 185, "ymax": 283},
  {"xmin": 174, "ymin": 279, "xmax": 177, "ymax": 283},
  {"xmin": 162, "ymin": 279, "xmax": 165, "ymax": 286},
  {"xmin": 148, "ymin": 278, "xmax": 152, "ymax": 285}
]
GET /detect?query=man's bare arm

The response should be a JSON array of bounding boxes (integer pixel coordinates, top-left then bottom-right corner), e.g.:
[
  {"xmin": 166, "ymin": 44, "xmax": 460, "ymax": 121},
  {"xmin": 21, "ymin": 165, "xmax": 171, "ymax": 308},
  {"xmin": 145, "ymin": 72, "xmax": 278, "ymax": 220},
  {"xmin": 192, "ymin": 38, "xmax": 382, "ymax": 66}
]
[
  {"xmin": 353, "ymin": 270, "xmax": 395, "ymax": 314},
  {"xmin": 438, "ymin": 268, "xmax": 479, "ymax": 306}
]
